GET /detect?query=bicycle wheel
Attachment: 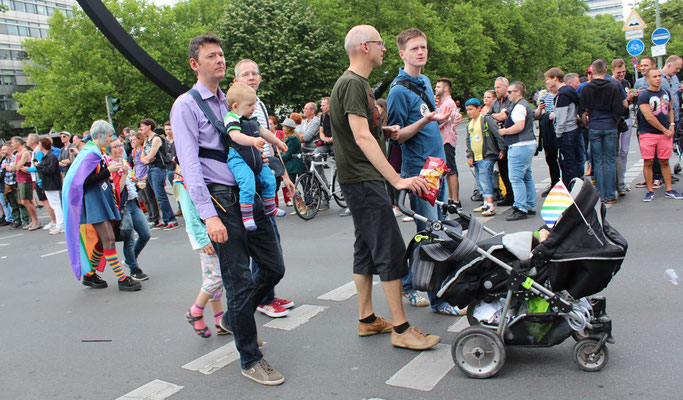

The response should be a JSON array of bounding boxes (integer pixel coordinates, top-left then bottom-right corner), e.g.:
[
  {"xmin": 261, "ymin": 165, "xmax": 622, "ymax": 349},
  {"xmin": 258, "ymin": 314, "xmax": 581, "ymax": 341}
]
[
  {"xmin": 294, "ymin": 173, "xmax": 321, "ymax": 220},
  {"xmin": 331, "ymin": 171, "xmax": 347, "ymax": 208}
]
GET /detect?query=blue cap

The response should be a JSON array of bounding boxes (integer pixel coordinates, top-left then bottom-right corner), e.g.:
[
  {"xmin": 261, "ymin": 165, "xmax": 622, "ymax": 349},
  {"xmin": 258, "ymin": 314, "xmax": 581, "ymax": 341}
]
[{"xmin": 465, "ymin": 98, "xmax": 481, "ymax": 107}]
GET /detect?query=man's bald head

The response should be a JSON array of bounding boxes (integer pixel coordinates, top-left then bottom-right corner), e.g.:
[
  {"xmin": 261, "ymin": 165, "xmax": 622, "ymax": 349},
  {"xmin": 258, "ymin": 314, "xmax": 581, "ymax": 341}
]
[{"xmin": 344, "ymin": 25, "xmax": 378, "ymax": 55}]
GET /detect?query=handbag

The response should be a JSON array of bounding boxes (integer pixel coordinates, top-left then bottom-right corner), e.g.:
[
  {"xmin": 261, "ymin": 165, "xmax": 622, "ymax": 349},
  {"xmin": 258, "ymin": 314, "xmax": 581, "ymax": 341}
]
[
  {"xmin": 266, "ymin": 155, "xmax": 285, "ymax": 177},
  {"xmin": 617, "ymin": 117, "xmax": 629, "ymax": 133}
]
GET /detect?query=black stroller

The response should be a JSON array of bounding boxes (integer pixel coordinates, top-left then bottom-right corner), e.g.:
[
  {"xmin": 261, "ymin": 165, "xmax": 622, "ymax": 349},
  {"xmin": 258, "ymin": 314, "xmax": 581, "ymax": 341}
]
[{"xmin": 399, "ymin": 177, "xmax": 627, "ymax": 378}]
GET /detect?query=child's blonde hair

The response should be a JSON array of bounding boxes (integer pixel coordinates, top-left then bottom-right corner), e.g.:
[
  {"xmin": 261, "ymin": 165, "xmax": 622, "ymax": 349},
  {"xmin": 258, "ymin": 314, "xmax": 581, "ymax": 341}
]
[{"xmin": 226, "ymin": 82, "xmax": 257, "ymax": 110}]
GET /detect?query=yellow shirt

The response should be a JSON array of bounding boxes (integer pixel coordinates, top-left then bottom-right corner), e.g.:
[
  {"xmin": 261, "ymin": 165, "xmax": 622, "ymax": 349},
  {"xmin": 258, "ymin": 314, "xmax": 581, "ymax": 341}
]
[{"xmin": 468, "ymin": 114, "xmax": 484, "ymax": 161}]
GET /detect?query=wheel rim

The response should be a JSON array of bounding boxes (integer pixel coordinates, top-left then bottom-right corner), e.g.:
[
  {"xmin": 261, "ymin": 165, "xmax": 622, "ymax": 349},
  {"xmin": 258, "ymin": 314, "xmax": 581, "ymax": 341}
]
[
  {"xmin": 294, "ymin": 174, "xmax": 320, "ymax": 220},
  {"xmin": 455, "ymin": 332, "xmax": 502, "ymax": 375},
  {"xmin": 576, "ymin": 341, "xmax": 605, "ymax": 368},
  {"xmin": 331, "ymin": 172, "xmax": 347, "ymax": 208}
]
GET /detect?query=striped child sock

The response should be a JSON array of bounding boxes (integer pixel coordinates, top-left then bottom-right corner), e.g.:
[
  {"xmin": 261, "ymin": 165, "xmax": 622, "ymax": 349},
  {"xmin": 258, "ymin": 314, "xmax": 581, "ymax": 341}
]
[
  {"xmin": 103, "ymin": 249, "xmax": 126, "ymax": 282},
  {"xmin": 240, "ymin": 203, "xmax": 256, "ymax": 231},
  {"xmin": 190, "ymin": 303, "xmax": 204, "ymax": 317},
  {"xmin": 263, "ymin": 197, "xmax": 286, "ymax": 217},
  {"xmin": 214, "ymin": 311, "xmax": 224, "ymax": 326}
]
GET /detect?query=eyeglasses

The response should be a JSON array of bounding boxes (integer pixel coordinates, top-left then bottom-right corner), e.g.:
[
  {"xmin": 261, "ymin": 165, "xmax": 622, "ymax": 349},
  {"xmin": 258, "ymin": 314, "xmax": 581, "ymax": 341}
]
[
  {"xmin": 365, "ymin": 40, "xmax": 385, "ymax": 48},
  {"xmin": 110, "ymin": 144, "xmax": 123, "ymax": 149}
]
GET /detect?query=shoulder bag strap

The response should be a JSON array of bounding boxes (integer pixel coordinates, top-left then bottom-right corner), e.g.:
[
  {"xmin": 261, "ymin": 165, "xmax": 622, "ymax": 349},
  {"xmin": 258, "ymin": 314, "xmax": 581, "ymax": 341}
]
[
  {"xmin": 392, "ymin": 80, "xmax": 435, "ymax": 112},
  {"xmin": 188, "ymin": 89, "xmax": 230, "ymax": 160}
]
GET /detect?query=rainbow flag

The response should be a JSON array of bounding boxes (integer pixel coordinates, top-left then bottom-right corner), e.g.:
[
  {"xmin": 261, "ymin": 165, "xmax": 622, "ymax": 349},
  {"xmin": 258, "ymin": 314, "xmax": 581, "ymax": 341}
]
[{"xmin": 541, "ymin": 181, "xmax": 574, "ymax": 229}]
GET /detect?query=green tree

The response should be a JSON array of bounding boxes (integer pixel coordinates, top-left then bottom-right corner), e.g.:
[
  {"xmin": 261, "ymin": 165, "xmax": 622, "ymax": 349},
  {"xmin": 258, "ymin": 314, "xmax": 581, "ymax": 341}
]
[
  {"xmin": 637, "ymin": 0, "xmax": 683, "ymax": 63},
  {"xmin": 216, "ymin": 0, "xmax": 340, "ymax": 114},
  {"xmin": 15, "ymin": 0, "xmax": 190, "ymax": 132}
]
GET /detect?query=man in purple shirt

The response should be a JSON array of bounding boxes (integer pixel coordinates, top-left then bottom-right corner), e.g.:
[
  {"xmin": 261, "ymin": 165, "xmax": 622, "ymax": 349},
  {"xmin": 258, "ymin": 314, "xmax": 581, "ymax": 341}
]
[{"xmin": 170, "ymin": 34, "xmax": 285, "ymax": 386}]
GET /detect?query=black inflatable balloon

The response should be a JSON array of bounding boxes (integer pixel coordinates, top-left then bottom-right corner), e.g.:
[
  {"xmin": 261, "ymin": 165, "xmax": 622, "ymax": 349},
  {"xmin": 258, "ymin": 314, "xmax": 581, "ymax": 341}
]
[{"xmin": 77, "ymin": 0, "xmax": 189, "ymax": 98}]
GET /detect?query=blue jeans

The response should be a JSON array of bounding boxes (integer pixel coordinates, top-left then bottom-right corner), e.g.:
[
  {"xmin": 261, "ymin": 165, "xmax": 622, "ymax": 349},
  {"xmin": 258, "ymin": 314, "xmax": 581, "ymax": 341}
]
[
  {"xmin": 210, "ymin": 185, "xmax": 285, "ymax": 369},
  {"xmin": 507, "ymin": 143, "xmax": 537, "ymax": 212},
  {"xmin": 588, "ymin": 129, "xmax": 618, "ymax": 201},
  {"xmin": 0, "ymin": 192, "xmax": 13, "ymax": 223},
  {"xmin": 227, "ymin": 149, "xmax": 277, "ymax": 204},
  {"xmin": 402, "ymin": 173, "xmax": 448, "ymax": 309},
  {"xmin": 558, "ymin": 129, "xmax": 584, "ymax": 188},
  {"xmin": 120, "ymin": 199, "xmax": 151, "ymax": 271},
  {"xmin": 251, "ymin": 215, "xmax": 281, "ymax": 305},
  {"xmin": 148, "ymin": 166, "xmax": 177, "ymax": 224},
  {"xmin": 474, "ymin": 158, "xmax": 497, "ymax": 198}
]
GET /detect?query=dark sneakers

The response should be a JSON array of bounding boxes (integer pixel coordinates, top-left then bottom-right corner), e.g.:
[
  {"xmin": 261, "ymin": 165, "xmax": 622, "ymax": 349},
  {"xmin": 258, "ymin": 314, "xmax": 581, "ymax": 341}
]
[
  {"xmin": 82, "ymin": 273, "xmax": 108, "ymax": 289},
  {"xmin": 118, "ymin": 276, "xmax": 142, "ymax": 291},
  {"xmin": 130, "ymin": 269, "xmax": 149, "ymax": 281},
  {"xmin": 506, "ymin": 208, "xmax": 528, "ymax": 221}
]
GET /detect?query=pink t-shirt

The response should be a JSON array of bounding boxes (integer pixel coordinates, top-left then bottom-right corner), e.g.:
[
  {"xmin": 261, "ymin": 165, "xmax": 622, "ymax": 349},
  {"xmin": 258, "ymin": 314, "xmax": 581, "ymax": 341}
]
[{"xmin": 437, "ymin": 95, "xmax": 460, "ymax": 147}]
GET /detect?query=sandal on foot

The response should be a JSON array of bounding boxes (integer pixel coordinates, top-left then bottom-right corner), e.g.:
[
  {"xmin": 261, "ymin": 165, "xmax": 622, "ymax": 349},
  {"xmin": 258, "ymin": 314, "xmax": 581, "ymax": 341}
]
[
  {"xmin": 215, "ymin": 324, "xmax": 231, "ymax": 335},
  {"xmin": 185, "ymin": 310, "xmax": 211, "ymax": 338}
]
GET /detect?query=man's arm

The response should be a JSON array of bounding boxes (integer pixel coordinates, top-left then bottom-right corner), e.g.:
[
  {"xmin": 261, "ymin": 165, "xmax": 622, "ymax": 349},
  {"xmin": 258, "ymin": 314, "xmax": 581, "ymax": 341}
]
[
  {"xmin": 392, "ymin": 106, "xmax": 453, "ymax": 144},
  {"xmin": 348, "ymin": 114, "xmax": 428, "ymax": 195},
  {"xmin": 639, "ymin": 103, "xmax": 670, "ymax": 135},
  {"xmin": 141, "ymin": 136, "xmax": 161, "ymax": 164}
]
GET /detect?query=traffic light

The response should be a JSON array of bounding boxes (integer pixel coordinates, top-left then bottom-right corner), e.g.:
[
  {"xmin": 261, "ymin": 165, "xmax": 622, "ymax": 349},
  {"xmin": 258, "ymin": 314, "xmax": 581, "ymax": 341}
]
[{"xmin": 105, "ymin": 96, "xmax": 121, "ymax": 123}]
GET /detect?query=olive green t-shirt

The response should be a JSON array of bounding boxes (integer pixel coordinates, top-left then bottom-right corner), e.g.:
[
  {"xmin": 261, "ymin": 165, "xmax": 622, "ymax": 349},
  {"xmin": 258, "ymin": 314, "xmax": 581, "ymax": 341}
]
[{"xmin": 330, "ymin": 70, "xmax": 385, "ymax": 184}]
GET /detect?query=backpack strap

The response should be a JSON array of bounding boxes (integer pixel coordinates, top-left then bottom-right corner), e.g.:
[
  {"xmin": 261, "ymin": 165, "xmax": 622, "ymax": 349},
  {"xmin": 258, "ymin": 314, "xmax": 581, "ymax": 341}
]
[
  {"xmin": 187, "ymin": 89, "xmax": 230, "ymax": 160},
  {"xmin": 392, "ymin": 80, "xmax": 435, "ymax": 112}
]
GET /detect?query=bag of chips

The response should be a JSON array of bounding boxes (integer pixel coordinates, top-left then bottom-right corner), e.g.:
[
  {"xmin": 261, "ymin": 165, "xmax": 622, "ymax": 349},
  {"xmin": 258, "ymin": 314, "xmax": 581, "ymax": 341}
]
[{"xmin": 418, "ymin": 156, "xmax": 449, "ymax": 205}]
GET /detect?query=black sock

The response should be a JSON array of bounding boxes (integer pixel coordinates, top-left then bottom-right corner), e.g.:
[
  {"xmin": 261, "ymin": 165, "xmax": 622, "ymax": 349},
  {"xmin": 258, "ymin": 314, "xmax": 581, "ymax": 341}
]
[
  {"xmin": 359, "ymin": 313, "xmax": 376, "ymax": 323},
  {"xmin": 393, "ymin": 322, "xmax": 410, "ymax": 334}
]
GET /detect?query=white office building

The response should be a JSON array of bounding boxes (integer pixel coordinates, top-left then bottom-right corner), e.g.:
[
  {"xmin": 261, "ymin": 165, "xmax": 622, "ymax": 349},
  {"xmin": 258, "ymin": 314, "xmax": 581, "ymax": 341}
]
[
  {"xmin": 585, "ymin": 0, "xmax": 625, "ymax": 20},
  {"xmin": 0, "ymin": 0, "xmax": 76, "ymax": 129}
]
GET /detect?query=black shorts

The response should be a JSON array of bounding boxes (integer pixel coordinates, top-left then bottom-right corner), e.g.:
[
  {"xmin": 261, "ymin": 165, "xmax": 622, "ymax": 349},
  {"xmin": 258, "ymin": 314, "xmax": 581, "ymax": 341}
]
[
  {"xmin": 340, "ymin": 181, "xmax": 407, "ymax": 281},
  {"xmin": 35, "ymin": 185, "xmax": 47, "ymax": 202},
  {"xmin": 444, "ymin": 143, "xmax": 458, "ymax": 176}
]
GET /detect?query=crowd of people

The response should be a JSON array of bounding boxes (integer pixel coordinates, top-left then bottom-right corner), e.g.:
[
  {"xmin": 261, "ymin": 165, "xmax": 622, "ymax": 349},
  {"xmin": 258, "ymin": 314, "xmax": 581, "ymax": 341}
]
[{"xmin": 1, "ymin": 25, "xmax": 681, "ymax": 387}]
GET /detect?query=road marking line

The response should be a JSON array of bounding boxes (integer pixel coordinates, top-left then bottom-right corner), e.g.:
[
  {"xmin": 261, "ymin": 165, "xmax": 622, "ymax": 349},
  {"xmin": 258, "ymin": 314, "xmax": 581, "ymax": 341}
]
[
  {"xmin": 385, "ymin": 344, "xmax": 454, "ymax": 391},
  {"xmin": 447, "ymin": 316, "xmax": 470, "ymax": 333},
  {"xmin": 57, "ymin": 241, "xmax": 66, "ymax": 244},
  {"xmin": 317, "ymin": 280, "xmax": 378, "ymax": 301},
  {"xmin": 540, "ymin": 177, "xmax": 550, "ymax": 184},
  {"xmin": 0, "ymin": 234, "xmax": 23, "ymax": 240},
  {"xmin": 182, "ymin": 342, "xmax": 241, "ymax": 375},
  {"xmin": 263, "ymin": 304, "xmax": 327, "ymax": 331},
  {"xmin": 0, "ymin": 243, "xmax": 9, "ymax": 247},
  {"xmin": 624, "ymin": 172, "xmax": 640, "ymax": 178},
  {"xmin": 116, "ymin": 379, "xmax": 183, "ymax": 400},
  {"xmin": 40, "ymin": 249, "xmax": 68, "ymax": 258},
  {"xmin": 150, "ymin": 237, "xmax": 159, "ymax": 241}
]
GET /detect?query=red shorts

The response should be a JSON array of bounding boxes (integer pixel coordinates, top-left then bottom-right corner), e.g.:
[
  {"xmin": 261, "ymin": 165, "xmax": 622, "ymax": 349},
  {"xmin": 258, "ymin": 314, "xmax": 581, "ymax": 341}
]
[{"xmin": 639, "ymin": 133, "xmax": 673, "ymax": 160}]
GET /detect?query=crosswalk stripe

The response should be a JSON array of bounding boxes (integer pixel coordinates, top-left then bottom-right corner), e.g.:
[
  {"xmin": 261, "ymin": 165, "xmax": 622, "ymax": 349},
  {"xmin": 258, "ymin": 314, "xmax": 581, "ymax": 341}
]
[
  {"xmin": 263, "ymin": 304, "xmax": 327, "ymax": 331},
  {"xmin": 40, "ymin": 249, "xmax": 67, "ymax": 258},
  {"xmin": 181, "ymin": 342, "xmax": 241, "ymax": 375},
  {"xmin": 447, "ymin": 317, "xmax": 470, "ymax": 333},
  {"xmin": 116, "ymin": 379, "xmax": 183, "ymax": 400},
  {"xmin": 385, "ymin": 344, "xmax": 454, "ymax": 391},
  {"xmin": 0, "ymin": 233, "xmax": 23, "ymax": 240},
  {"xmin": 317, "ymin": 280, "xmax": 378, "ymax": 301}
]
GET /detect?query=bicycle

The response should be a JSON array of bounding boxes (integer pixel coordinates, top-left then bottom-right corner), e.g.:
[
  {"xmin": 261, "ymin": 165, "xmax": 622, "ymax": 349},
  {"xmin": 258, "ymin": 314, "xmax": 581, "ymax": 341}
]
[{"xmin": 292, "ymin": 152, "xmax": 346, "ymax": 220}]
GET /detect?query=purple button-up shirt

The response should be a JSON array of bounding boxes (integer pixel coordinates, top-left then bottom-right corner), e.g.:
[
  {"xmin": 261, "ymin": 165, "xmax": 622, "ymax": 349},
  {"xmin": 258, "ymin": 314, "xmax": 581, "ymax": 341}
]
[{"xmin": 170, "ymin": 81, "xmax": 235, "ymax": 220}]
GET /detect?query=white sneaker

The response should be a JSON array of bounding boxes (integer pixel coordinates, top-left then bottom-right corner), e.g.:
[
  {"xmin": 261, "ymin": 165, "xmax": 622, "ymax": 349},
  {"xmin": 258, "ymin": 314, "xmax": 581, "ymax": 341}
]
[
  {"xmin": 393, "ymin": 208, "xmax": 402, "ymax": 217},
  {"xmin": 43, "ymin": 222, "xmax": 54, "ymax": 231},
  {"xmin": 402, "ymin": 216, "xmax": 414, "ymax": 222},
  {"xmin": 49, "ymin": 226, "xmax": 64, "ymax": 235}
]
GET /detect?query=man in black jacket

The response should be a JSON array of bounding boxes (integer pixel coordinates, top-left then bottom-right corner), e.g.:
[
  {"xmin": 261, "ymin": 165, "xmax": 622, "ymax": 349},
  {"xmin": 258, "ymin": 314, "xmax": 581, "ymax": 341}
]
[{"xmin": 579, "ymin": 59, "xmax": 624, "ymax": 203}]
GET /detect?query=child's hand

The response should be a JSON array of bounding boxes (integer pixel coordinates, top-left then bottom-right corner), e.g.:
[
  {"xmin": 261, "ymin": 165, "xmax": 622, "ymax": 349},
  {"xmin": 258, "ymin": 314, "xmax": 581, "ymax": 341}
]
[
  {"xmin": 277, "ymin": 141, "xmax": 288, "ymax": 153},
  {"xmin": 253, "ymin": 137, "xmax": 266, "ymax": 151},
  {"xmin": 467, "ymin": 158, "xmax": 474, "ymax": 167}
]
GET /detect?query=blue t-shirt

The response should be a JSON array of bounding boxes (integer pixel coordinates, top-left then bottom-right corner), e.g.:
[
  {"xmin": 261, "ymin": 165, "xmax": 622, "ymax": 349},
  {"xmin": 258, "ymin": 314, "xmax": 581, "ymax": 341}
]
[
  {"xmin": 637, "ymin": 88, "xmax": 671, "ymax": 135},
  {"xmin": 605, "ymin": 75, "xmax": 628, "ymax": 100},
  {"xmin": 387, "ymin": 68, "xmax": 445, "ymax": 176}
]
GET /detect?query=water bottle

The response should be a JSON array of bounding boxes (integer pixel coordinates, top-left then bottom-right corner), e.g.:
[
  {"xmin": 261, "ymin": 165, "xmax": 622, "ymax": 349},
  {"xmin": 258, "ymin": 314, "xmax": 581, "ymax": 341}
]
[{"xmin": 664, "ymin": 269, "xmax": 680, "ymax": 286}]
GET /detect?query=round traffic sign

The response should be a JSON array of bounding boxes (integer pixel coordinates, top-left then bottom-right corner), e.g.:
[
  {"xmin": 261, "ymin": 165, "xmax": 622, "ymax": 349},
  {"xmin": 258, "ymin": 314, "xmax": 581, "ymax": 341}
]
[
  {"xmin": 627, "ymin": 39, "xmax": 645, "ymax": 56},
  {"xmin": 652, "ymin": 28, "xmax": 670, "ymax": 46}
]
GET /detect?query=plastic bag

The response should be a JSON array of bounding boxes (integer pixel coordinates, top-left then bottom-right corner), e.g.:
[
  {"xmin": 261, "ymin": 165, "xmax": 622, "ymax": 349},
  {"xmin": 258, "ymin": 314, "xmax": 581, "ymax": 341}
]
[{"xmin": 418, "ymin": 156, "xmax": 449, "ymax": 205}]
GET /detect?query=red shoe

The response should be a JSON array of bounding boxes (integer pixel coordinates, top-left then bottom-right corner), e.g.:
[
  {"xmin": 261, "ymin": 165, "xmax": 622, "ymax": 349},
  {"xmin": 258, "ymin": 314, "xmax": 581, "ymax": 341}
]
[
  {"xmin": 274, "ymin": 297, "xmax": 294, "ymax": 309},
  {"xmin": 257, "ymin": 301, "xmax": 290, "ymax": 318}
]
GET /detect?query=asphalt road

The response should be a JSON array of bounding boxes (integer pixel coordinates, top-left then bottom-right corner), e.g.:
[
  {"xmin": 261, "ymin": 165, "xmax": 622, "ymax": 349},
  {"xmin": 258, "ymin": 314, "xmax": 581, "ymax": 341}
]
[{"xmin": 1, "ymin": 126, "xmax": 682, "ymax": 400}]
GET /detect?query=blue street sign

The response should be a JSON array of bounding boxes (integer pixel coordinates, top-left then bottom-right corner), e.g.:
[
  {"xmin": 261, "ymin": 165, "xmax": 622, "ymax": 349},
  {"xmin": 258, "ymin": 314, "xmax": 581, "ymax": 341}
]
[
  {"xmin": 652, "ymin": 28, "xmax": 670, "ymax": 46},
  {"xmin": 627, "ymin": 39, "xmax": 645, "ymax": 56}
]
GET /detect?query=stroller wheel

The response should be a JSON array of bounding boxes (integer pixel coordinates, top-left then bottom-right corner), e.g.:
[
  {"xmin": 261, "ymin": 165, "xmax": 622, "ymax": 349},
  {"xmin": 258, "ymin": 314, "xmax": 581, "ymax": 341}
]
[
  {"xmin": 573, "ymin": 339, "xmax": 609, "ymax": 372},
  {"xmin": 571, "ymin": 330, "xmax": 589, "ymax": 342},
  {"xmin": 452, "ymin": 326, "xmax": 506, "ymax": 379},
  {"xmin": 674, "ymin": 163, "xmax": 681, "ymax": 175}
]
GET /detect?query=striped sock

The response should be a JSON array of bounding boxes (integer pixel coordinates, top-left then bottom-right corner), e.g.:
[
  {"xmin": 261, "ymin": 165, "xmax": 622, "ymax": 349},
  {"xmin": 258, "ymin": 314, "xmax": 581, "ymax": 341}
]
[
  {"xmin": 263, "ymin": 197, "xmax": 286, "ymax": 217},
  {"xmin": 190, "ymin": 303, "xmax": 204, "ymax": 317},
  {"xmin": 214, "ymin": 311, "xmax": 224, "ymax": 325},
  {"xmin": 90, "ymin": 246, "xmax": 103, "ymax": 267},
  {"xmin": 84, "ymin": 270, "xmax": 95, "ymax": 277},
  {"xmin": 103, "ymin": 249, "xmax": 126, "ymax": 282},
  {"xmin": 240, "ymin": 203, "xmax": 256, "ymax": 231}
]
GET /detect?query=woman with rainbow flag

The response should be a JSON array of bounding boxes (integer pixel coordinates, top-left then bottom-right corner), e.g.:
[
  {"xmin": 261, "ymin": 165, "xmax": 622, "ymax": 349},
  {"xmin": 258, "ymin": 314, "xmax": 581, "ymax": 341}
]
[{"xmin": 62, "ymin": 120, "xmax": 142, "ymax": 291}]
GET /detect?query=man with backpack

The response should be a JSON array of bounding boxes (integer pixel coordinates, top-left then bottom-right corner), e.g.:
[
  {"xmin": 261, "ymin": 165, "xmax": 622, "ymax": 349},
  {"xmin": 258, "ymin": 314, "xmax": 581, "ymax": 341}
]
[
  {"xmin": 140, "ymin": 118, "xmax": 178, "ymax": 230},
  {"xmin": 387, "ymin": 28, "xmax": 463, "ymax": 316},
  {"xmin": 170, "ymin": 34, "xmax": 286, "ymax": 386}
]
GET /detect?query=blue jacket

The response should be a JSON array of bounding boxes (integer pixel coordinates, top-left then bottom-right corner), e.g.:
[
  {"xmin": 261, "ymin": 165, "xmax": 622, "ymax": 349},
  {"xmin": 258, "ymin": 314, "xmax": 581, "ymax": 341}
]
[{"xmin": 387, "ymin": 68, "xmax": 445, "ymax": 176}]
